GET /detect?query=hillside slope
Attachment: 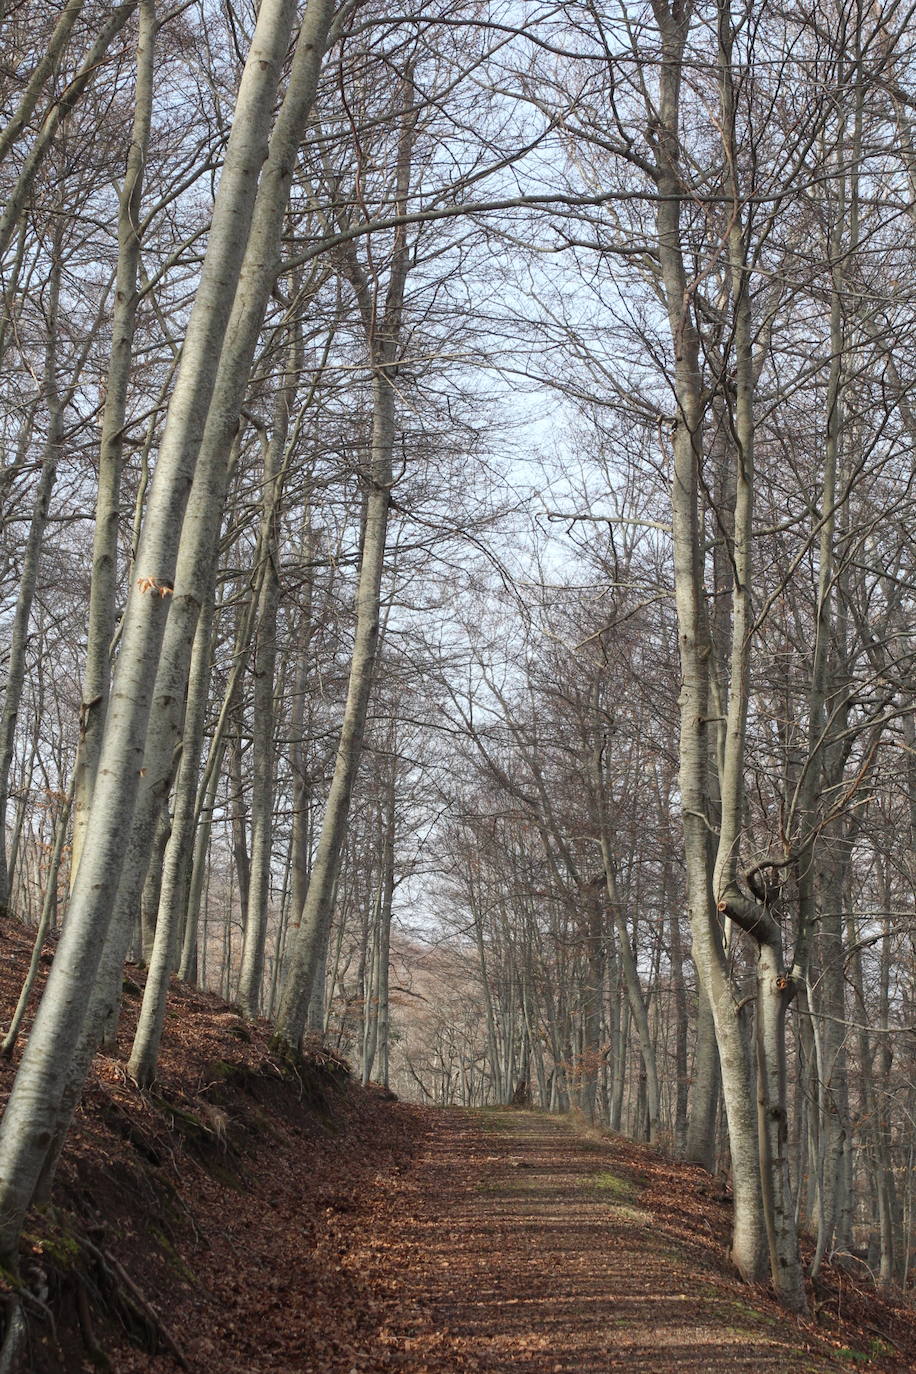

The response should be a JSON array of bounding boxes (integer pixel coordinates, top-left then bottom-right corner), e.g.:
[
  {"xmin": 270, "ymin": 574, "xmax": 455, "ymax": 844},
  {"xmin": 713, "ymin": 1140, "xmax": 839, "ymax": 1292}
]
[
  {"xmin": 0, "ymin": 917, "xmax": 426, "ymax": 1372},
  {"xmin": 1, "ymin": 917, "xmax": 915, "ymax": 1373}
]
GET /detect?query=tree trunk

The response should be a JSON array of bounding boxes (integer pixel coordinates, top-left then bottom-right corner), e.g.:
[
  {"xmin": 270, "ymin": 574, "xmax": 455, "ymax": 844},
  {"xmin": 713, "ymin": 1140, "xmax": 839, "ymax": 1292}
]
[
  {"xmin": 756, "ymin": 943, "xmax": 806, "ymax": 1309},
  {"xmin": 601, "ymin": 854, "xmax": 658, "ymax": 1142},
  {"xmin": 238, "ymin": 361, "xmax": 294, "ymax": 1017},
  {"xmin": 655, "ymin": 0, "xmax": 767, "ymax": 1283},
  {"xmin": 138, "ymin": 803, "xmax": 171, "ymax": 966},
  {"xmin": 0, "ymin": 0, "xmax": 87, "ymax": 167},
  {"xmin": 157, "ymin": 579, "xmax": 217, "ymax": 985},
  {"xmin": 0, "ymin": 0, "xmax": 316, "ymax": 1259},
  {"xmin": 122, "ymin": 0, "xmax": 337, "ymax": 1086},
  {"xmin": 668, "ymin": 896, "xmax": 690, "ymax": 1157},
  {"xmin": 274, "ymin": 80, "xmax": 416, "ymax": 1051},
  {"xmin": 0, "ymin": 250, "xmax": 62, "ymax": 914},
  {"xmin": 70, "ymin": 0, "xmax": 156, "ymax": 888},
  {"xmin": 686, "ymin": 981, "xmax": 720, "ymax": 1169}
]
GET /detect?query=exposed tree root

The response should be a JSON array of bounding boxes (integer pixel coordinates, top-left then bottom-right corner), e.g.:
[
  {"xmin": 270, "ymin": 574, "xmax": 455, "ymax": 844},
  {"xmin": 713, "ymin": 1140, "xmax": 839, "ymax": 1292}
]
[
  {"xmin": 78, "ymin": 1235, "xmax": 188, "ymax": 1369},
  {"xmin": 0, "ymin": 1296, "xmax": 25, "ymax": 1374},
  {"xmin": 74, "ymin": 1280, "xmax": 109, "ymax": 1371}
]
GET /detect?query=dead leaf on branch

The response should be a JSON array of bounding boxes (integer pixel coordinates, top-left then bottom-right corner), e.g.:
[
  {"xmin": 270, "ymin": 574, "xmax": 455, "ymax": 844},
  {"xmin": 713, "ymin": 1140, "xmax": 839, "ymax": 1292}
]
[{"xmin": 136, "ymin": 576, "xmax": 174, "ymax": 597}]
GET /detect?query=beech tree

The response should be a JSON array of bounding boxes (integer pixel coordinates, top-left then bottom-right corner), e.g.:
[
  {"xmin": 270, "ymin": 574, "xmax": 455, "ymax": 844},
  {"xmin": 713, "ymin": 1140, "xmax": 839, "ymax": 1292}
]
[
  {"xmin": 0, "ymin": 0, "xmax": 915, "ymax": 1328},
  {"xmin": 0, "ymin": 0, "xmax": 340, "ymax": 1269}
]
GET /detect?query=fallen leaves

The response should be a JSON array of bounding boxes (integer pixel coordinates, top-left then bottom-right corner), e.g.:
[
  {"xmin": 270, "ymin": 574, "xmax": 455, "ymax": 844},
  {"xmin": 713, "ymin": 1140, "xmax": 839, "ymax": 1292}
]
[{"xmin": 2, "ymin": 914, "xmax": 915, "ymax": 1374}]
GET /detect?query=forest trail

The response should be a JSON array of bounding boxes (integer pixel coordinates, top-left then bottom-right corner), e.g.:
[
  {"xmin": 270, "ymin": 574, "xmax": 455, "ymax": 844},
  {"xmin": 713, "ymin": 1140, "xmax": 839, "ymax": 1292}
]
[
  {"xmin": 3, "ymin": 918, "xmax": 907, "ymax": 1374},
  {"xmin": 346, "ymin": 1109, "xmax": 868, "ymax": 1374}
]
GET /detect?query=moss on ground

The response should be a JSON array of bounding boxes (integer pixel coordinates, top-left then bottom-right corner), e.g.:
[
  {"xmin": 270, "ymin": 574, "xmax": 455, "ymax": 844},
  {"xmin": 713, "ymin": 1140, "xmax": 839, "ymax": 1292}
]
[{"xmin": 590, "ymin": 1169, "xmax": 634, "ymax": 1201}]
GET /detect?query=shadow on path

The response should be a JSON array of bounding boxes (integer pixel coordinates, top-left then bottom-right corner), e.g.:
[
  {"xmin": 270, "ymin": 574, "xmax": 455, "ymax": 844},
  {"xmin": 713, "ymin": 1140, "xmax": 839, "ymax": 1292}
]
[{"xmin": 343, "ymin": 1108, "xmax": 851, "ymax": 1374}]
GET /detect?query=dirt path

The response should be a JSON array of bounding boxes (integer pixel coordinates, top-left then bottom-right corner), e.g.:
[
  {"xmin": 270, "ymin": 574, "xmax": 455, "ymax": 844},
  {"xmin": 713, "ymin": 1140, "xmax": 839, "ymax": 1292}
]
[{"xmin": 341, "ymin": 1108, "xmax": 859, "ymax": 1374}]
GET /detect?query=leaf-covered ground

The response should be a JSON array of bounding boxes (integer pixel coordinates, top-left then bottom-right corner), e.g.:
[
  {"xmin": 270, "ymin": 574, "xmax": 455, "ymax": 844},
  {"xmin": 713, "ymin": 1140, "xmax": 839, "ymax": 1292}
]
[
  {"xmin": 2, "ymin": 915, "xmax": 915, "ymax": 1373},
  {"xmin": 348, "ymin": 1108, "xmax": 916, "ymax": 1373}
]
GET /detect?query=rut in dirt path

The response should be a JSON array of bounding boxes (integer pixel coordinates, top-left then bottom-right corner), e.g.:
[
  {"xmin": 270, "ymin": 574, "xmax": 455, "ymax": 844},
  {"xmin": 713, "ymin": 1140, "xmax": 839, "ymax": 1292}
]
[{"xmin": 350, "ymin": 1109, "xmax": 853, "ymax": 1374}]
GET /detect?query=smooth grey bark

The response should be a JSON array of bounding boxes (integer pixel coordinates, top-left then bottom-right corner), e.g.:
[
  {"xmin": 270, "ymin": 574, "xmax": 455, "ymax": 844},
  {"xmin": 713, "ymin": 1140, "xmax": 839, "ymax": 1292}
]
[
  {"xmin": 753, "ymin": 937, "xmax": 805, "ymax": 1309},
  {"xmin": 289, "ymin": 499, "xmax": 317, "ymax": 923},
  {"xmin": 237, "ymin": 367, "xmax": 293, "ymax": 1017},
  {"xmin": 361, "ymin": 807, "xmax": 394, "ymax": 1087},
  {"xmin": 128, "ymin": 538, "xmax": 266, "ymax": 1069},
  {"xmin": 266, "ymin": 828, "xmax": 296, "ymax": 1018},
  {"xmin": 668, "ymin": 892, "xmax": 690, "ymax": 1157},
  {"xmin": 797, "ymin": 103, "xmax": 866, "ymax": 1278},
  {"xmin": 29, "ymin": 0, "xmax": 336, "ymax": 1165},
  {"xmin": 0, "ymin": 0, "xmax": 308, "ymax": 1265},
  {"xmin": 138, "ymin": 802, "xmax": 171, "ymax": 964},
  {"xmin": 808, "ymin": 861, "xmax": 852, "ymax": 1277},
  {"xmin": 153, "ymin": 575, "xmax": 216, "ymax": 985},
  {"xmin": 0, "ymin": 253, "xmax": 63, "ymax": 914},
  {"xmin": 847, "ymin": 915, "xmax": 894, "ymax": 1284},
  {"xmin": 179, "ymin": 759, "xmax": 218, "ymax": 984},
  {"xmin": 612, "ymin": 1002, "xmax": 627, "ymax": 1128},
  {"xmin": 70, "ymin": 0, "xmax": 156, "ymax": 888},
  {"xmin": 876, "ymin": 907, "xmax": 903, "ymax": 1286},
  {"xmin": 122, "ymin": 0, "xmax": 337, "ymax": 1086},
  {"xmin": 5, "ymin": 707, "xmax": 41, "ymax": 910},
  {"xmin": 708, "ymin": 0, "xmax": 804, "ymax": 1308},
  {"xmin": 177, "ymin": 506, "xmax": 271, "ymax": 987},
  {"xmin": 230, "ymin": 737, "xmax": 252, "ymax": 945},
  {"xmin": 654, "ymin": 0, "xmax": 767, "ymax": 1287},
  {"xmin": 686, "ymin": 981, "xmax": 720, "ymax": 1171},
  {"xmin": 274, "ymin": 81, "xmax": 416, "ymax": 1051},
  {"xmin": 377, "ymin": 855, "xmax": 392, "ymax": 1089}
]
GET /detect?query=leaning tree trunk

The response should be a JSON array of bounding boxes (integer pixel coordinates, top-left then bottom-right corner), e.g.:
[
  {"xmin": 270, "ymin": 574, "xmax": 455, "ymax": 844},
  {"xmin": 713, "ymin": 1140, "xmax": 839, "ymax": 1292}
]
[
  {"xmin": 0, "ymin": 251, "xmax": 62, "ymax": 914},
  {"xmin": 0, "ymin": 0, "xmax": 87, "ymax": 167},
  {"xmin": 118, "ymin": 0, "xmax": 338, "ymax": 1087},
  {"xmin": 69, "ymin": 0, "xmax": 156, "ymax": 889},
  {"xmin": 0, "ymin": 0, "xmax": 312, "ymax": 1265},
  {"xmin": 237, "ymin": 355, "xmax": 296, "ymax": 1018},
  {"xmin": 274, "ymin": 82, "xmax": 417, "ymax": 1052},
  {"xmin": 30, "ymin": 0, "xmax": 337, "ymax": 1190}
]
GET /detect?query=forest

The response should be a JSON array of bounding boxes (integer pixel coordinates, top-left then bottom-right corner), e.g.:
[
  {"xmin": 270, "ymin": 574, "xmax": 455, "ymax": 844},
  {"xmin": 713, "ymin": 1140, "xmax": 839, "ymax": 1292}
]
[{"xmin": 0, "ymin": 0, "xmax": 915, "ymax": 1362}]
